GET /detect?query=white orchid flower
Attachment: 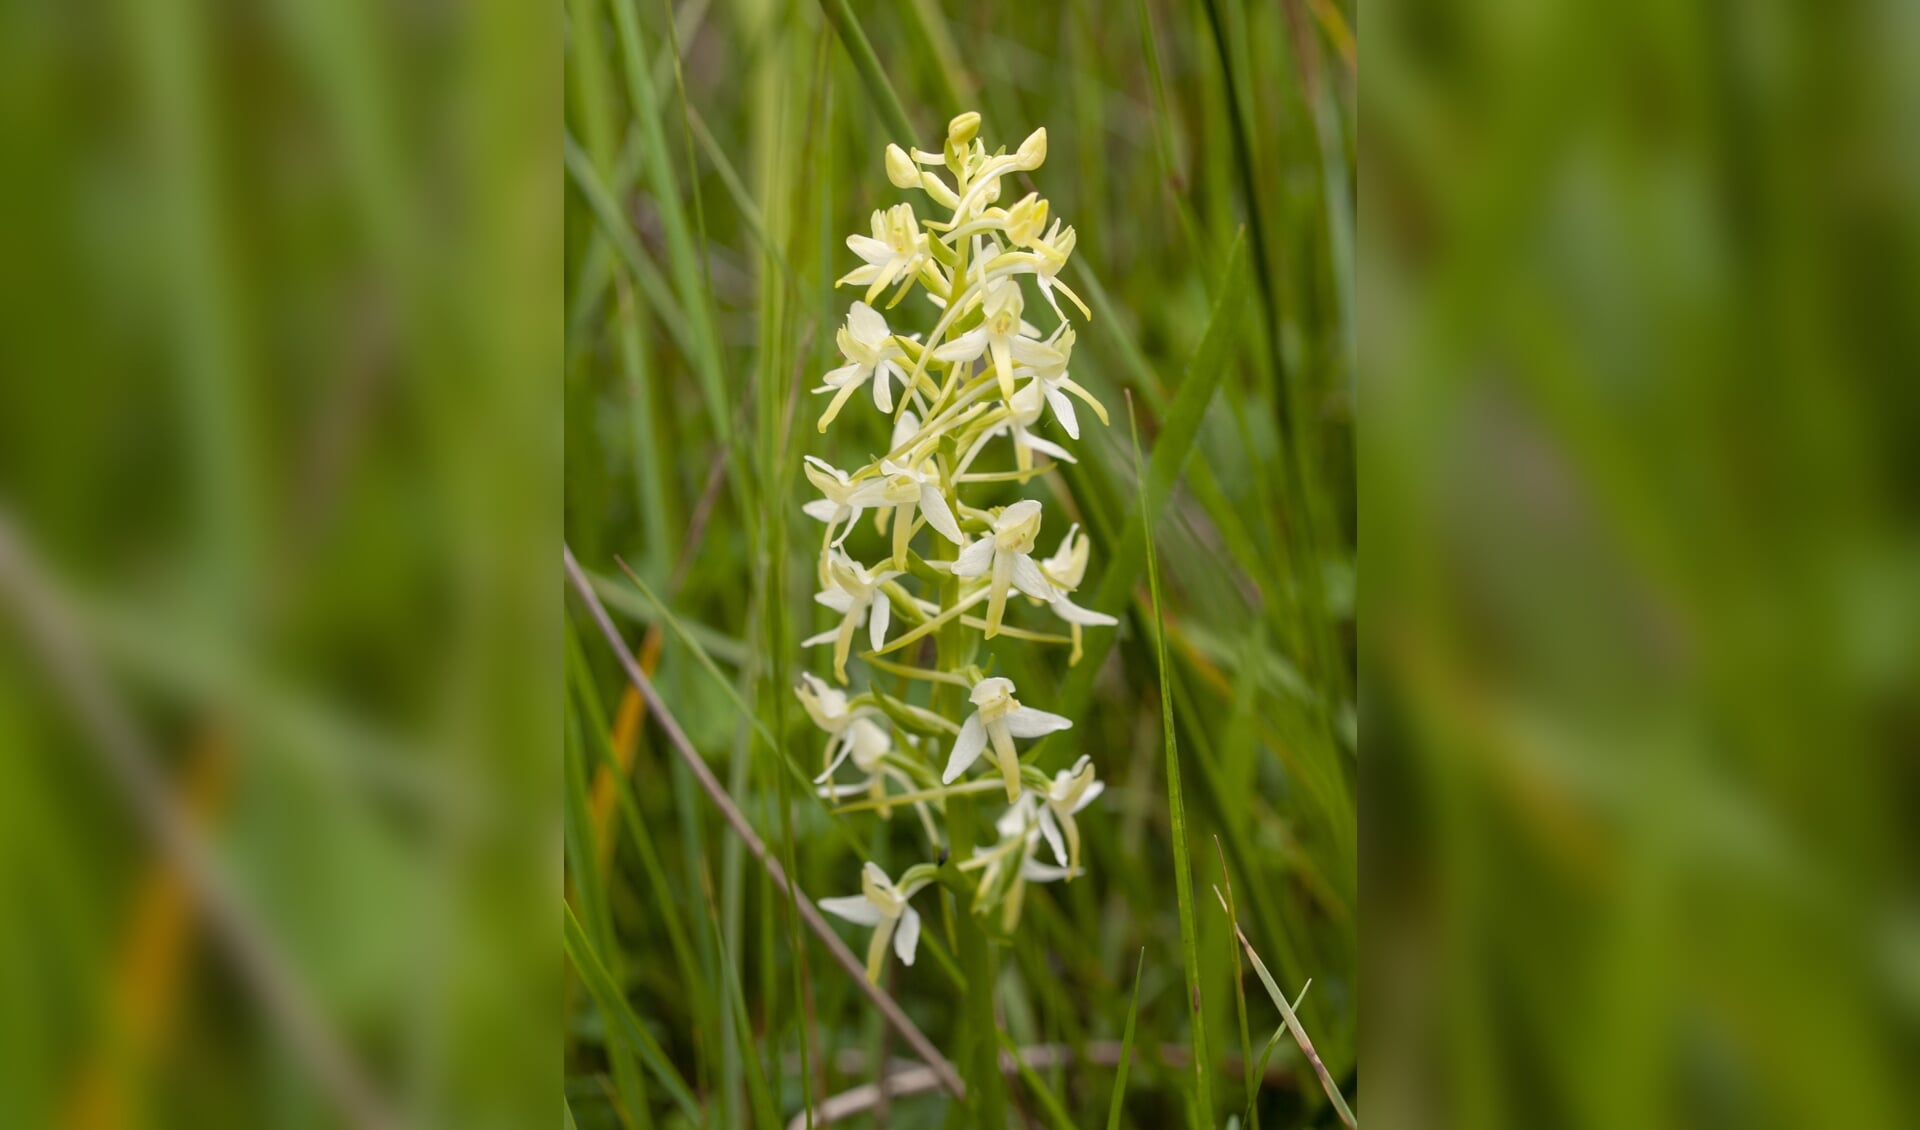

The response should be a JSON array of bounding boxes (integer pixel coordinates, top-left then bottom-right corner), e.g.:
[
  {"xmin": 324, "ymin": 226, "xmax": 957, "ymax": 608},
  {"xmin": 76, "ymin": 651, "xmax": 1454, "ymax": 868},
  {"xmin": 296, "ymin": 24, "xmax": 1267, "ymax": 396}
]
[
  {"xmin": 1018, "ymin": 327, "xmax": 1108, "ymax": 440},
  {"xmin": 816, "ymin": 716, "xmax": 891, "ymax": 791},
  {"xmin": 838, "ymin": 203, "xmax": 932, "ymax": 305},
  {"xmin": 802, "ymin": 550, "xmax": 902, "ymax": 683},
  {"xmin": 794, "ymin": 672, "xmax": 880, "ymax": 776},
  {"xmin": 815, "ymin": 718, "xmax": 943, "ymax": 845},
  {"xmin": 1036, "ymin": 754, "xmax": 1104, "ymax": 875},
  {"xmin": 944, "ymin": 675, "xmax": 1072, "ymax": 801},
  {"xmin": 952, "ymin": 500, "xmax": 1056, "ymax": 638},
  {"xmin": 847, "ymin": 457, "xmax": 963, "ymax": 569},
  {"xmin": 976, "ymin": 794, "xmax": 1082, "ymax": 929},
  {"xmin": 816, "ymin": 302, "xmax": 910, "ymax": 431},
  {"xmin": 802, "ymin": 456, "xmax": 869, "ymax": 556},
  {"xmin": 930, "ymin": 276, "xmax": 1048, "ymax": 404},
  {"xmin": 820, "ymin": 862, "xmax": 931, "ymax": 983},
  {"xmin": 1033, "ymin": 524, "xmax": 1117, "ymax": 662}
]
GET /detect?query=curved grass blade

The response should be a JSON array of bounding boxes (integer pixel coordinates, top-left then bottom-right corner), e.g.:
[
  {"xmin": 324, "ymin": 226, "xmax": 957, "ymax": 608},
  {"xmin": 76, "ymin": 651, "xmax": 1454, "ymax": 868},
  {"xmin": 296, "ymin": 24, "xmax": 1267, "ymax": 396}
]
[
  {"xmin": 562, "ymin": 901, "xmax": 702, "ymax": 1124},
  {"xmin": 1212, "ymin": 888, "xmax": 1356, "ymax": 1127}
]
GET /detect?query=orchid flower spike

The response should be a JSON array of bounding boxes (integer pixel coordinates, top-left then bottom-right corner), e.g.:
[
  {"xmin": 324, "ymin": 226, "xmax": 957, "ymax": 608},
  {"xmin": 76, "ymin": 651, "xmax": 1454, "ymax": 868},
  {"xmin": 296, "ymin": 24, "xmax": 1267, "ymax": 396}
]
[
  {"xmin": 944, "ymin": 675, "xmax": 1072, "ymax": 801},
  {"xmin": 820, "ymin": 862, "xmax": 931, "ymax": 983}
]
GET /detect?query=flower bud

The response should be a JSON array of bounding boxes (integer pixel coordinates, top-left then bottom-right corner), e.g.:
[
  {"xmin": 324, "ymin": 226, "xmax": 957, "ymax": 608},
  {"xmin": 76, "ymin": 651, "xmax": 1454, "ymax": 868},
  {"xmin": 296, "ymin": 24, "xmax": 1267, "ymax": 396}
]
[
  {"xmin": 947, "ymin": 111, "xmax": 982, "ymax": 146},
  {"xmin": 885, "ymin": 143, "xmax": 919, "ymax": 189},
  {"xmin": 1016, "ymin": 126, "xmax": 1047, "ymax": 169},
  {"xmin": 1005, "ymin": 193, "xmax": 1048, "ymax": 246}
]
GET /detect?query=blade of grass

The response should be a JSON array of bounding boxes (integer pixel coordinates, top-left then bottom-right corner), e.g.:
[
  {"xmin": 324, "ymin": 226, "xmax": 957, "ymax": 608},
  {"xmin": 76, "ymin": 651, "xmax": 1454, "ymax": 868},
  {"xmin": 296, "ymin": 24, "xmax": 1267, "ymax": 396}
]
[
  {"xmin": 606, "ymin": 0, "xmax": 732, "ymax": 449},
  {"xmin": 703, "ymin": 869, "xmax": 782, "ymax": 1129},
  {"xmin": 1129, "ymin": 393, "xmax": 1213, "ymax": 1125},
  {"xmin": 1211, "ymin": 888, "xmax": 1356, "ymax": 1128},
  {"xmin": 1046, "ymin": 230, "xmax": 1251, "ymax": 739},
  {"xmin": 1215, "ymin": 836, "xmax": 1259, "ymax": 1130},
  {"xmin": 994, "ymin": 1028, "xmax": 1077, "ymax": 1130},
  {"xmin": 565, "ymin": 544, "xmax": 968, "ymax": 1100},
  {"xmin": 563, "ymin": 902, "xmax": 702, "ymax": 1124},
  {"xmin": 815, "ymin": 0, "xmax": 919, "ymax": 144},
  {"xmin": 1105, "ymin": 947, "xmax": 1146, "ymax": 1130},
  {"xmin": 1249, "ymin": 981, "xmax": 1313, "ymax": 1100}
]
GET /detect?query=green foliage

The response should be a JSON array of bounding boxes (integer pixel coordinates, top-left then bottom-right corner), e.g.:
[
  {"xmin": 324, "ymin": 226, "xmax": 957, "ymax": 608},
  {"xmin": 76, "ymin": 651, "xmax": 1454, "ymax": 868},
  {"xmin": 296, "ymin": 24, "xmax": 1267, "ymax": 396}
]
[{"xmin": 563, "ymin": 0, "xmax": 1355, "ymax": 1125}]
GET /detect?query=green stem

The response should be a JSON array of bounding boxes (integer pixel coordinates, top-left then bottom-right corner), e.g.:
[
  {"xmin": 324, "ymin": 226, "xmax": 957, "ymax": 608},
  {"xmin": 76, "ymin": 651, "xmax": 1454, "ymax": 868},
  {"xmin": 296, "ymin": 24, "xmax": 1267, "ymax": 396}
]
[{"xmin": 933, "ymin": 509, "xmax": 1003, "ymax": 1127}]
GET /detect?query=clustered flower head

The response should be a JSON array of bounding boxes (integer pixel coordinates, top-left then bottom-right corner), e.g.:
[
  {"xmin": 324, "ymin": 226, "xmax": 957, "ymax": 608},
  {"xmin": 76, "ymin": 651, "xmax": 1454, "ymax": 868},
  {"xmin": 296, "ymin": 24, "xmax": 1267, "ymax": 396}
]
[{"xmin": 801, "ymin": 114, "xmax": 1118, "ymax": 982}]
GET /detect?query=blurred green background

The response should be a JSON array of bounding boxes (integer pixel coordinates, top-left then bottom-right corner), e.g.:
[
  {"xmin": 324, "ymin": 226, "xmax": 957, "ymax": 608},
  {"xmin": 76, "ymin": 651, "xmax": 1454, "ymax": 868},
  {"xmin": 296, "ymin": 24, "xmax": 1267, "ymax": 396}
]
[
  {"xmin": 0, "ymin": 0, "xmax": 556, "ymax": 1127},
  {"xmin": 1365, "ymin": 0, "xmax": 1920, "ymax": 1127},
  {"xmin": 562, "ymin": 0, "xmax": 1355, "ymax": 1127}
]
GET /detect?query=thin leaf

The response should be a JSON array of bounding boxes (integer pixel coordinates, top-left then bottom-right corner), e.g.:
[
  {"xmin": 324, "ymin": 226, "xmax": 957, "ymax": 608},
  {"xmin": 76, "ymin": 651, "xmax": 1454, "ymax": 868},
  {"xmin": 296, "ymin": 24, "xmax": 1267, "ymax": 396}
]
[
  {"xmin": 1106, "ymin": 947, "xmax": 1147, "ymax": 1130},
  {"xmin": 1131, "ymin": 393, "xmax": 1213, "ymax": 1124}
]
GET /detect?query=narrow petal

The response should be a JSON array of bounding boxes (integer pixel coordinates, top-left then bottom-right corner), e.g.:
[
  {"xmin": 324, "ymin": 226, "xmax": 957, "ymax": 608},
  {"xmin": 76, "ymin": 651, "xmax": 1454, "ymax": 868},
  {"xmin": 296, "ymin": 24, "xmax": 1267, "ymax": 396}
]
[
  {"xmin": 1002, "ymin": 706, "xmax": 1073, "ymax": 739},
  {"xmin": 932, "ymin": 326, "xmax": 989, "ymax": 363},
  {"xmin": 800, "ymin": 627, "xmax": 838, "ymax": 648},
  {"xmin": 1052, "ymin": 595, "xmax": 1118, "ymax": 626},
  {"xmin": 1038, "ymin": 806, "xmax": 1068, "ymax": 866},
  {"xmin": 943, "ymin": 713, "xmax": 987, "ymax": 783},
  {"xmin": 814, "ymin": 730, "xmax": 856, "ymax": 783},
  {"xmin": 817, "ymin": 780, "xmax": 872, "ymax": 799},
  {"xmin": 818, "ymin": 376, "xmax": 867, "ymax": 432},
  {"xmin": 865, "ymin": 917, "xmax": 896, "ymax": 983},
  {"xmin": 893, "ymin": 905, "xmax": 921, "ymax": 966},
  {"xmin": 1073, "ymin": 780, "xmax": 1106, "ymax": 814},
  {"xmin": 846, "ymin": 235, "xmax": 891, "ymax": 264},
  {"xmin": 868, "ymin": 591, "xmax": 892, "ymax": 652},
  {"xmin": 919, "ymin": 484, "xmax": 963, "ymax": 544},
  {"xmin": 1044, "ymin": 387, "xmax": 1080, "ymax": 439},
  {"xmin": 988, "ymin": 720, "xmax": 1023, "ymax": 802},
  {"xmin": 984, "ymin": 551, "xmax": 1013, "ymax": 638},
  {"xmin": 1060, "ymin": 377, "xmax": 1110, "ymax": 425},
  {"xmin": 953, "ymin": 537, "xmax": 995, "ymax": 577},
  {"xmin": 1020, "ymin": 431, "xmax": 1076, "ymax": 464},
  {"xmin": 819, "ymin": 362, "xmax": 863, "ymax": 388},
  {"xmin": 819, "ymin": 895, "xmax": 884, "ymax": 926},
  {"xmin": 990, "ymin": 335, "xmax": 1016, "ymax": 403},
  {"xmin": 1009, "ymin": 554, "xmax": 1055, "ymax": 602},
  {"xmin": 1021, "ymin": 859, "xmax": 1077, "ymax": 883}
]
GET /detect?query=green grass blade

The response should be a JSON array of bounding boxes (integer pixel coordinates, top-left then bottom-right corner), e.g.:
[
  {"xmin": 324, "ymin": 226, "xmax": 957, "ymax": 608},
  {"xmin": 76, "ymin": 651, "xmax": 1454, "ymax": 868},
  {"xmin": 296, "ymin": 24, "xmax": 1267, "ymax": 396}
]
[
  {"xmin": 1106, "ymin": 947, "xmax": 1147, "ymax": 1130},
  {"xmin": 562, "ymin": 901, "xmax": 703, "ymax": 1124},
  {"xmin": 1130, "ymin": 394, "xmax": 1213, "ymax": 1124},
  {"xmin": 815, "ymin": 0, "xmax": 919, "ymax": 144},
  {"xmin": 1048, "ymin": 230, "xmax": 1251, "ymax": 731},
  {"xmin": 1213, "ymin": 889, "xmax": 1356, "ymax": 1128},
  {"xmin": 994, "ymin": 1028, "xmax": 1077, "ymax": 1130},
  {"xmin": 704, "ymin": 872, "xmax": 781, "ymax": 1129},
  {"xmin": 1216, "ymin": 838, "xmax": 1259, "ymax": 1130}
]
